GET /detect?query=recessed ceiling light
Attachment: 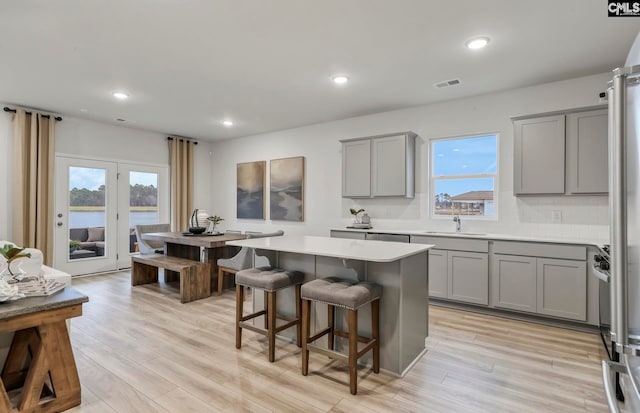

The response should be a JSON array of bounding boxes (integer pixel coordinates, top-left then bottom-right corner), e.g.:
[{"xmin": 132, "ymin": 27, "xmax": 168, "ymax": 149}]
[
  {"xmin": 223, "ymin": 120, "xmax": 233, "ymax": 127},
  {"xmin": 331, "ymin": 75, "xmax": 349, "ymax": 85},
  {"xmin": 112, "ymin": 91, "xmax": 129, "ymax": 100},
  {"xmin": 465, "ymin": 37, "xmax": 489, "ymax": 50},
  {"xmin": 79, "ymin": 108, "xmax": 88, "ymax": 113}
]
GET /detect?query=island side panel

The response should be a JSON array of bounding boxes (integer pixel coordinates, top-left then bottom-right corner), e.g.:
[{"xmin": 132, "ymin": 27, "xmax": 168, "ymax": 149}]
[
  {"xmin": 365, "ymin": 251, "xmax": 428, "ymax": 376},
  {"xmin": 399, "ymin": 250, "xmax": 429, "ymax": 373}
]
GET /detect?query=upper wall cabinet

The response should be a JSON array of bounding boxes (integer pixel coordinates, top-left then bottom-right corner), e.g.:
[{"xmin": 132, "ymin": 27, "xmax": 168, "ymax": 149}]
[
  {"xmin": 566, "ymin": 109, "xmax": 608, "ymax": 194},
  {"xmin": 512, "ymin": 106, "xmax": 608, "ymax": 196},
  {"xmin": 341, "ymin": 132, "xmax": 416, "ymax": 198},
  {"xmin": 513, "ymin": 115, "xmax": 566, "ymax": 195}
]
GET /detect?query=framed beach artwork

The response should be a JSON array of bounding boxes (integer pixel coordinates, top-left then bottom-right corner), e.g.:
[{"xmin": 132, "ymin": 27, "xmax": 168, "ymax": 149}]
[
  {"xmin": 237, "ymin": 161, "xmax": 266, "ymax": 219},
  {"xmin": 270, "ymin": 156, "xmax": 305, "ymax": 221}
]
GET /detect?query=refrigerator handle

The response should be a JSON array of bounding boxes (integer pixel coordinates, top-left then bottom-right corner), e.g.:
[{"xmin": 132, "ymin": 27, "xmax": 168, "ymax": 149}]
[
  {"xmin": 609, "ymin": 71, "xmax": 628, "ymax": 348},
  {"xmin": 602, "ymin": 360, "xmax": 625, "ymax": 413}
]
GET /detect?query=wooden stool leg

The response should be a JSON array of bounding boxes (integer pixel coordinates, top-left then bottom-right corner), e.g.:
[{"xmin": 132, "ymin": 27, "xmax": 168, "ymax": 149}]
[
  {"xmin": 236, "ymin": 285, "xmax": 244, "ymax": 349},
  {"xmin": 264, "ymin": 291, "xmax": 269, "ymax": 329},
  {"xmin": 218, "ymin": 267, "xmax": 225, "ymax": 296},
  {"xmin": 301, "ymin": 299, "xmax": 311, "ymax": 376},
  {"xmin": 295, "ymin": 284, "xmax": 302, "ymax": 347},
  {"xmin": 267, "ymin": 291, "xmax": 277, "ymax": 362},
  {"xmin": 327, "ymin": 305, "xmax": 335, "ymax": 350},
  {"xmin": 372, "ymin": 299, "xmax": 380, "ymax": 374},
  {"xmin": 348, "ymin": 309, "xmax": 358, "ymax": 395}
]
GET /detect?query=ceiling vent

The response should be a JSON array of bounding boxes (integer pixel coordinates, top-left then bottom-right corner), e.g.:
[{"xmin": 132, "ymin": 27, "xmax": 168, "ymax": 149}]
[{"xmin": 434, "ymin": 78, "xmax": 462, "ymax": 89}]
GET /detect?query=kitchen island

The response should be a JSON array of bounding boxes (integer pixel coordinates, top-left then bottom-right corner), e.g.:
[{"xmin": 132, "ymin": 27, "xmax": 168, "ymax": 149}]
[{"xmin": 227, "ymin": 235, "xmax": 433, "ymax": 376}]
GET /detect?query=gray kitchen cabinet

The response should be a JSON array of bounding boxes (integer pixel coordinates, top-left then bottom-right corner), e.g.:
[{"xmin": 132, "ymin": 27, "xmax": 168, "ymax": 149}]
[
  {"xmin": 341, "ymin": 132, "xmax": 415, "ymax": 198},
  {"xmin": 428, "ymin": 249, "xmax": 447, "ymax": 299},
  {"xmin": 411, "ymin": 235, "xmax": 489, "ymax": 304},
  {"xmin": 537, "ymin": 258, "xmax": 587, "ymax": 321},
  {"xmin": 330, "ymin": 230, "xmax": 366, "ymax": 240},
  {"xmin": 491, "ymin": 254, "xmax": 537, "ymax": 312},
  {"xmin": 448, "ymin": 251, "xmax": 489, "ymax": 305},
  {"xmin": 371, "ymin": 134, "xmax": 413, "ymax": 197},
  {"xmin": 342, "ymin": 139, "xmax": 371, "ymax": 197},
  {"xmin": 513, "ymin": 114, "xmax": 566, "ymax": 195},
  {"xmin": 566, "ymin": 109, "xmax": 608, "ymax": 194}
]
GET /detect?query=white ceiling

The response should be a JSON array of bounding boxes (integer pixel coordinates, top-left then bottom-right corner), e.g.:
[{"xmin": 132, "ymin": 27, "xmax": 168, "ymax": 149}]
[{"xmin": 0, "ymin": 1, "xmax": 638, "ymax": 141}]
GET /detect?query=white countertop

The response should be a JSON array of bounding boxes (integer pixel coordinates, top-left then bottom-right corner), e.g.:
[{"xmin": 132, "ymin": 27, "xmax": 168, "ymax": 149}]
[
  {"xmin": 227, "ymin": 235, "xmax": 433, "ymax": 262},
  {"xmin": 330, "ymin": 228, "xmax": 608, "ymax": 247}
]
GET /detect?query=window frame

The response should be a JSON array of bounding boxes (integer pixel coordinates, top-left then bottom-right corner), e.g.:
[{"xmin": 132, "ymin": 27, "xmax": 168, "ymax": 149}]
[{"xmin": 429, "ymin": 132, "xmax": 500, "ymax": 221}]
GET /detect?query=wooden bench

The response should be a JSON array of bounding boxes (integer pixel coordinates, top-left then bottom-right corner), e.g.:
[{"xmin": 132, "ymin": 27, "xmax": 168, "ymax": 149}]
[{"xmin": 131, "ymin": 254, "xmax": 211, "ymax": 303}]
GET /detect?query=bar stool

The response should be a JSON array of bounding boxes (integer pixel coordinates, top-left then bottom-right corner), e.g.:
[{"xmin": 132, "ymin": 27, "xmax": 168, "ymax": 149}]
[
  {"xmin": 235, "ymin": 267, "xmax": 304, "ymax": 362},
  {"xmin": 300, "ymin": 277, "xmax": 382, "ymax": 395}
]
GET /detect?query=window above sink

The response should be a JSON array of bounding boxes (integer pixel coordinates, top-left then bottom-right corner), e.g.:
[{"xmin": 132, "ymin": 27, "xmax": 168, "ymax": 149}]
[{"xmin": 430, "ymin": 134, "xmax": 499, "ymax": 221}]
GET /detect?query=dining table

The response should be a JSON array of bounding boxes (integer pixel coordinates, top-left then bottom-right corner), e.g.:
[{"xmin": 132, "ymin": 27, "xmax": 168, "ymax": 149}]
[{"xmin": 140, "ymin": 232, "xmax": 246, "ymax": 292}]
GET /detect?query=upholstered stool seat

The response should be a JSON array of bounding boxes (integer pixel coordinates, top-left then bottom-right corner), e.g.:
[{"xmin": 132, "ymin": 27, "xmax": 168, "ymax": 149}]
[
  {"xmin": 301, "ymin": 277, "xmax": 381, "ymax": 395},
  {"xmin": 235, "ymin": 267, "xmax": 304, "ymax": 362}
]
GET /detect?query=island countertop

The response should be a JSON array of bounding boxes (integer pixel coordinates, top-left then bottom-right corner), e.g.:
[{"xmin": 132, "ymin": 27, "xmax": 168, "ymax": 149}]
[{"xmin": 227, "ymin": 235, "xmax": 433, "ymax": 262}]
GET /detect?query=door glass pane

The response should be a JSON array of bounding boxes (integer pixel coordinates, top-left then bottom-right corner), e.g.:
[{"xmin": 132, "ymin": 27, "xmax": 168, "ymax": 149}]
[
  {"xmin": 129, "ymin": 172, "xmax": 159, "ymax": 253},
  {"xmin": 68, "ymin": 166, "xmax": 106, "ymax": 260}
]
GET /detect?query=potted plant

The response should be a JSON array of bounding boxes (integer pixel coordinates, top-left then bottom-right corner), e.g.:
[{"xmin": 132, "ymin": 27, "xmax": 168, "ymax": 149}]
[
  {"xmin": 207, "ymin": 215, "xmax": 224, "ymax": 234},
  {"xmin": 69, "ymin": 240, "xmax": 81, "ymax": 253},
  {"xmin": 0, "ymin": 243, "xmax": 31, "ymax": 281},
  {"xmin": 349, "ymin": 208, "xmax": 365, "ymax": 224}
]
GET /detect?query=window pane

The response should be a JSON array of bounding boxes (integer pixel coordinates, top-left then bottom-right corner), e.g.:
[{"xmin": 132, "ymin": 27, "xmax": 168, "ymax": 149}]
[
  {"xmin": 129, "ymin": 171, "xmax": 159, "ymax": 253},
  {"xmin": 433, "ymin": 135, "xmax": 497, "ymax": 176},
  {"xmin": 68, "ymin": 166, "xmax": 106, "ymax": 260},
  {"xmin": 433, "ymin": 178, "xmax": 495, "ymax": 217}
]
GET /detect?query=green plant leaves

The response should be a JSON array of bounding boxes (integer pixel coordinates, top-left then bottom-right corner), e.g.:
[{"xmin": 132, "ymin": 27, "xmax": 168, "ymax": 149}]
[{"xmin": 0, "ymin": 244, "xmax": 32, "ymax": 263}]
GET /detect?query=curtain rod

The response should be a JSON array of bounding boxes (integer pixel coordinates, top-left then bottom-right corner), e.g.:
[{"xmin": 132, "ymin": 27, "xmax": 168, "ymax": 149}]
[
  {"xmin": 3, "ymin": 106, "xmax": 62, "ymax": 121},
  {"xmin": 167, "ymin": 136, "xmax": 198, "ymax": 145}
]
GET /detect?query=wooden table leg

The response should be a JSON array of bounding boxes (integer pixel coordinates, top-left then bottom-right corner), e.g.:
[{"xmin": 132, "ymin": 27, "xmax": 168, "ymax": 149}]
[{"xmin": 0, "ymin": 322, "xmax": 81, "ymax": 412}]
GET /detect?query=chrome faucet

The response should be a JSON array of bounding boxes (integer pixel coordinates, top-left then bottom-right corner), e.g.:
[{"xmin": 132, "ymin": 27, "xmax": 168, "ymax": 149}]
[{"xmin": 453, "ymin": 215, "xmax": 461, "ymax": 232}]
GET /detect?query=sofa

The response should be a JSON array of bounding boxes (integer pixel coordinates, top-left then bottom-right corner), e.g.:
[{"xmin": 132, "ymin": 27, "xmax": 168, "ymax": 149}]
[
  {"xmin": 0, "ymin": 241, "xmax": 73, "ymax": 363},
  {"xmin": 69, "ymin": 226, "xmax": 105, "ymax": 259}
]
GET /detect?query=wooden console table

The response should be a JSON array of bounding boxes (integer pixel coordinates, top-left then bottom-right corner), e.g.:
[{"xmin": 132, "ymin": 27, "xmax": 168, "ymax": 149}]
[
  {"xmin": 141, "ymin": 232, "xmax": 245, "ymax": 292},
  {"xmin": 0, "ymin": 289, "xmax": 88, "ymax": 412}
]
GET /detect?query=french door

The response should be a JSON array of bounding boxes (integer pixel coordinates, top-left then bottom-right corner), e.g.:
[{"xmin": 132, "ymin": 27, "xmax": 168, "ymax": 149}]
[{"xmin": 54, "ymin": 156, "xmax": 168, "ymax": 276}]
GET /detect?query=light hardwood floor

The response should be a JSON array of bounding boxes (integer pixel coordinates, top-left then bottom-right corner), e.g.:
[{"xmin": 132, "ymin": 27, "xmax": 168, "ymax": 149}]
[{"xmin": 65, "ymin": 271, "xmax": 608, "ymax": 413}]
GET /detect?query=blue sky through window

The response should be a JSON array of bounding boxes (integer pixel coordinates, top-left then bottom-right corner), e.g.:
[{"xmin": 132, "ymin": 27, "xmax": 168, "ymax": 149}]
[{"xmin": 433, "ymin": 135, "xmax": 497, "ymax": 176}]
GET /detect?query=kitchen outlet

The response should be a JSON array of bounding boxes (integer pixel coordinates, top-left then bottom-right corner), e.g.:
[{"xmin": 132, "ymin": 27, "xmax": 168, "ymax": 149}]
[{"xmin": 551, "ymin": 210, "xmax": 562, "ymax": 222}]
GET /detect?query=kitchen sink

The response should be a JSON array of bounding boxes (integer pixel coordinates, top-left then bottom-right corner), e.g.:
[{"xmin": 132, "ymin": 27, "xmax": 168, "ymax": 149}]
[{"xmin": 422, "ymin": 231, "xmax": 487, "ymax": 236}]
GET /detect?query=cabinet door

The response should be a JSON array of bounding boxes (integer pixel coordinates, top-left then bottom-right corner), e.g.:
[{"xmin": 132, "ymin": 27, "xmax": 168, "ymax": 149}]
[
  {"xmin": 447, "ymin": 251, "xmax": 489, "ymax": 305},
  {"xmin": 514, "ymin": 115, "xmax": 566, "ymax": 195},
  {"xmin": 330, "ymin": 230, "xmax": 366, "ymax": 240},
  {"xmin": 428, "ymin": 249, "xmax": 447, "ymax": 299},
  {"xmin": 536, "ymin": 258, "xmax": 587, "ymax": 321},
  {"xmin": 371, "ymin": 134, "xmax": 406, "ymax": 197},
  {"xmin": 342, "ymin": 140, "xmax": 371, "ymax": 197},
  {"xmin": 566, "ymin": 109, "xmax": 608, "ymax": 194},
  {"xmin": 491, "ymin": 254, "xmax": 537, "ymax": 312}
]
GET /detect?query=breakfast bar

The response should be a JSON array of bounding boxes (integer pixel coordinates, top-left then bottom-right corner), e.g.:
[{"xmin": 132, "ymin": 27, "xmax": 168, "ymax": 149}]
[{"xmin": 227, "ymin": 235, "xmax": 433, "ymax": 376}]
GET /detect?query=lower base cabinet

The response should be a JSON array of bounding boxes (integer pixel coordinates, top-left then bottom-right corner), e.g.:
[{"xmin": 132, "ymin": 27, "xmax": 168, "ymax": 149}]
[
  {"xmin": 491, "ymin": 254, "xmax": 587, "ymax": 321},
  {"xmin": 537, "ymin": 258, "xmax": 587, "ymax": 321},
  {"xmin": 429, "ymin": 249, "xmax": 488, "ymax": 305}
]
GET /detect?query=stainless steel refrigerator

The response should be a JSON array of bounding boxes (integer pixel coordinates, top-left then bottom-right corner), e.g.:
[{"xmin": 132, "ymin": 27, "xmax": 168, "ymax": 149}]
[{"xmin": 603, "ymin": 31, "xmax": 640, "ymax": 412}]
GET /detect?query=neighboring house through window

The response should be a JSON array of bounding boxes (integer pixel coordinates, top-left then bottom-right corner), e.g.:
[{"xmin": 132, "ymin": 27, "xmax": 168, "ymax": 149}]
[{"xmin": 430, "ymin": 134, "xmax": 498, "ymax": 219}]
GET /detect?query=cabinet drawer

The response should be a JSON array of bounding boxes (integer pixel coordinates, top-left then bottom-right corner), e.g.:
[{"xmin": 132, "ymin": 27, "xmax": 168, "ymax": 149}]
[
  {"xmin": 330, "ymin": 230, "xmax": 366, "ymax": 240},
  {"xmin": 493, "ymin": 241, "xmax": 586, "ymax": 260},
  {"xmin": 365, "ymin": 233, "xmax": 410, "ymax": 243},
  {"xmin": 411, "ymin": 235, "xmax": 488, "ymax": 253}
]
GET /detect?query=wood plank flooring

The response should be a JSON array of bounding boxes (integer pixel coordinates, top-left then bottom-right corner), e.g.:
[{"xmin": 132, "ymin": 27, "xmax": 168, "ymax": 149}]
[{"xmin": 64, "ymin": 271, "xmax": 608, "ymax": 412}]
